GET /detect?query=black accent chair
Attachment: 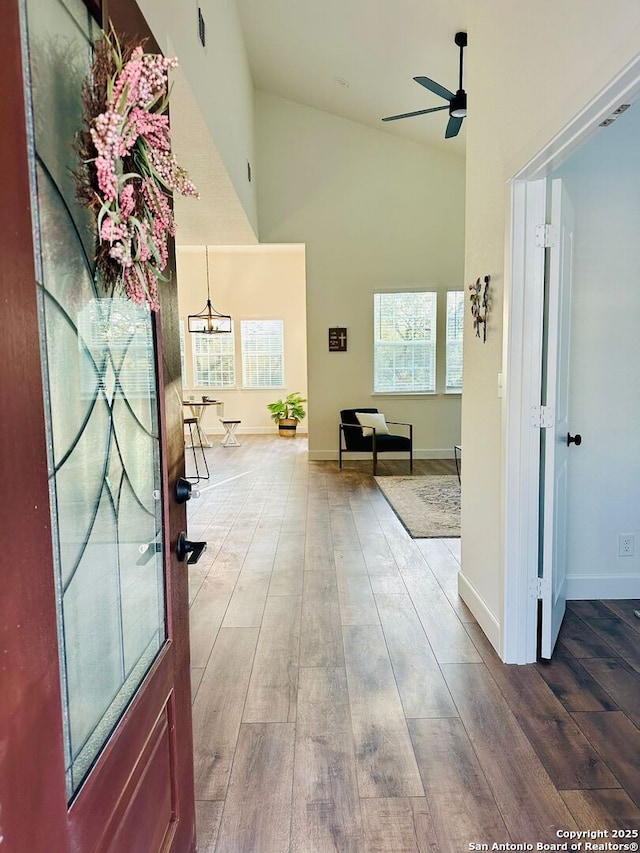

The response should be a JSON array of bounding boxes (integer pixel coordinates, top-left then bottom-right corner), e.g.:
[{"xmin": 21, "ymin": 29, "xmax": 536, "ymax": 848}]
[{"xmin": 339, "ymin": 408, "xmax": 413, "ymax": 476}]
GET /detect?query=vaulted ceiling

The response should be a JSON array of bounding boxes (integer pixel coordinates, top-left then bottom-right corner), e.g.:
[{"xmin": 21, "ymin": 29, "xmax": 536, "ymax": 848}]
[
  {"xmin": 173, "ymin": 0, "xmax": 469, "ymax": 246},
  {"xmin": 236, "ymin": 0, "xmax": 468, "ymax": 156}
]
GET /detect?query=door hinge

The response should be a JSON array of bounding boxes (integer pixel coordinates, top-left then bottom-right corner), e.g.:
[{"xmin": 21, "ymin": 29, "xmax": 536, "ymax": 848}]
[
  {"xmin": 531, "ymin": 576, "xmax": 551, "ymax": 599},
  {"xmin": 535, "ymin": 224, "xmax": 559, "ymax": 248},
  {"xmin": 530, "ymin": 405, "xmax": 554, "ymax": 428}
]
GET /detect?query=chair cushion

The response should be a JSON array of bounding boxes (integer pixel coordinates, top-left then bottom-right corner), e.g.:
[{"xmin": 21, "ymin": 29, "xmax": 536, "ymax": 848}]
[
  {"xmin": 355, "ymin": 411, "xmax": 389, "ymax": 437},
  {"xmin": 341, "ymin": 408, "xmax": 377, "ymax": 450},
  {"xmin": 375, "ymin": 434, "xmax": 411, "ymax": 451}
]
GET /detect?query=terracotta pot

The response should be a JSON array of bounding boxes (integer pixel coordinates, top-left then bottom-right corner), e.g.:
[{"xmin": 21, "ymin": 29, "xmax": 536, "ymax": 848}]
[{"xmin": 278, "ymin": 418, "xmax": 298, "ymax": 437}]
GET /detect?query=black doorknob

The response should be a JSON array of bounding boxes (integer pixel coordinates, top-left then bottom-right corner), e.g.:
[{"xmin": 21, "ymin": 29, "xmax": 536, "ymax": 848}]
[
  {"xmin": 567, "ymin": 433, "xmax": 582, "ymax": 446},
  {"xmin": 176, "ymin": 531, "xmax": 207, "ymax": 564}
]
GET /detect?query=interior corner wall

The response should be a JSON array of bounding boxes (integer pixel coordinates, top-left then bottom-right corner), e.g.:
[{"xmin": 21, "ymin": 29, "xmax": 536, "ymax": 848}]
[
  {"xmin": 254, "ymin": 92, "xmax": 465, "ymax": 460},
  {"xmin": 136, "ymin": 0, "xmax": 258, "ymax": 235},
  {"xmin": 176, "ymin": 244, "xmax": 307, "ymax": 435},
  {"xmin": 462, "ymin": 1, "xmax": 640, "ymax": 650}
]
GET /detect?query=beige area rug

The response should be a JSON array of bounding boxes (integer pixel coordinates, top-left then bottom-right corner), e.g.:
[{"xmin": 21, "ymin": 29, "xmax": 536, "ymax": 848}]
[{"xmin": 374, "ymin": 475, "xmax": 460, "ymax": 538}]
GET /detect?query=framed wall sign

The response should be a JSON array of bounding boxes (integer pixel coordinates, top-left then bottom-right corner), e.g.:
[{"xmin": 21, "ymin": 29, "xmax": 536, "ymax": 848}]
[{"xmin": 329, "ymin": 327, "xmax": 348, "ymax": 352}]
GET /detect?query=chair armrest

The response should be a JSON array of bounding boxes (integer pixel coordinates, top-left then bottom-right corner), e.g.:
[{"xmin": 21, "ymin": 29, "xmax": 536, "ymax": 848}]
[{"xmin": 385, "ymin": 421, "xmax": 413, "ymax": 442}]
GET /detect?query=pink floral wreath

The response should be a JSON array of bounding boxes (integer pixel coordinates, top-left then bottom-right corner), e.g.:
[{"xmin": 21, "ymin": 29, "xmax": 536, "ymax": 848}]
[{"xmin": 77, "ymin": 29, "xmax": 198, "ymax": 310}]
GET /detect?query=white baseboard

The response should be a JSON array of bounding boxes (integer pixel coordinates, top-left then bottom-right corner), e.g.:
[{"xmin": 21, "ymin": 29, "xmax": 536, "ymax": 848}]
[
  {"xmin": 308, "ymin": 448, "xmax": 455, "ymax": 461},
  {"xmin": 566, "ymin": 574, "xmax": 640, "ymax": 599},
  {"xmin": 203, "ymin": 427, "xmax": 308, "ymax": 436},
  {"xmin": 458, "ymin": 570, "xmax": 501, "ymax": 655}
]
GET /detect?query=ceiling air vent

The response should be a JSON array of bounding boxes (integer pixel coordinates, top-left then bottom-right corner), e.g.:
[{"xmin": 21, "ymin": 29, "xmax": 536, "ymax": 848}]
[
  {"xmin": 599, "ymin": 103, "xmax": 632, "ymax": 127},
  {"xmin": 198, "ymin": 7, "xmax": 206, "ymax": 48}
]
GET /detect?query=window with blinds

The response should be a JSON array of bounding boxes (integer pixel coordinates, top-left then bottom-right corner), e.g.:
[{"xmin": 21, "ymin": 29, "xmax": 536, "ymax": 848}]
[
  {"xmin": 446, "ymin": 291, "xmax": 464, "ymax": 392},
  {"xmin": 192, "ymin": 327, "xmax": 236, "ymax": 388},
  {"xmin": 373, "ymin": 292, "xmax": 436, "ymax": 393},
  {"xmin": 241, "ymin": 319, "xmax": 284, "ymax": 388}
]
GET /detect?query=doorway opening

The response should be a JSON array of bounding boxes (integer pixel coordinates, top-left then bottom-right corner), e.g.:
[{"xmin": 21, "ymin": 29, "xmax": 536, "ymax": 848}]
[
  {"xmin": 503, "ymin": 56, "xmax": 640, "ymax": 664},
  {"xmin": 167, "ymin": 64, "xmax": 309, "ymax": 444}
]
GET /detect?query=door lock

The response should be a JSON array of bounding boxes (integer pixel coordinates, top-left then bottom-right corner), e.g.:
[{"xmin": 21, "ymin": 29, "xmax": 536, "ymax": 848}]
[{"xmin": 175, "ymin": 477, "xmax": 200, "ymax": 503}]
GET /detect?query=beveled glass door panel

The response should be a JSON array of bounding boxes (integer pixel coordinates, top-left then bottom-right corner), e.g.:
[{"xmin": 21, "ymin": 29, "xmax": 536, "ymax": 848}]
[{"xmin": 24, "ymin": 0, "xmax": 166, "ymax": 797}]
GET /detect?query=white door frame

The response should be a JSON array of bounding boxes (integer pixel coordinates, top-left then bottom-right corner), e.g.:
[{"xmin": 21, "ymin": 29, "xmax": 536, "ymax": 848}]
[{"xmin": 502, "ymin": 54, "xmax": 640, "ymax": 664}]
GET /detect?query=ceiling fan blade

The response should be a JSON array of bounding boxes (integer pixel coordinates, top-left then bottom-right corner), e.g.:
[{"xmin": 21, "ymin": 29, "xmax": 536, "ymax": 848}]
[
  {"xmin": 382, "ymin": 104, "xmax": 449, "ymax": 122},
  {"xmin": 413, "ymin": 76, "xmax": 454, "ymax": 102},
  {"xmin": 445, "ymin": 115, "xmax": 464, "ymax": 138}
]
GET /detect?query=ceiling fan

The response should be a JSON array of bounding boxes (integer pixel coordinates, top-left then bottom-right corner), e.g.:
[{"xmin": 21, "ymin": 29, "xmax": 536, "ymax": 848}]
[{"xmin": 382, "ymin": 31, "xmax": 468, "ymax": 139}]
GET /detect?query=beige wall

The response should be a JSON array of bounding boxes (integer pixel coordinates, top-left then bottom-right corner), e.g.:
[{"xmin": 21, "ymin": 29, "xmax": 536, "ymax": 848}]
[
  {"xmin": 255, "ymin": 92, "xmax": 466, "ymax": 459},
  {"xmin": 137, "ymin": 0, "xmax": 258, "ymax": 237},
  {"xmin": 462, "ymin": 1, "xmax": 640, "ymax": 646},
  {"xmin": 177, "ymin": 245, "xmax": 307, "ymax": 435}
]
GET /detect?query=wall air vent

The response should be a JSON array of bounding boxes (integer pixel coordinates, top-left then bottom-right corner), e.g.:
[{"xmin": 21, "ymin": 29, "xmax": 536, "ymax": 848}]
[{"xmin": 198, "ymin": 7, "xmax": 206, "ymax": 48}]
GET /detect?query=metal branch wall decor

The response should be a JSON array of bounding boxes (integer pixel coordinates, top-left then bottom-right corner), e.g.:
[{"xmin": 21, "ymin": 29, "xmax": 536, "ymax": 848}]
[{"xmin": 469, "ymin": 275, "xmax": 490, "ymax": 342}]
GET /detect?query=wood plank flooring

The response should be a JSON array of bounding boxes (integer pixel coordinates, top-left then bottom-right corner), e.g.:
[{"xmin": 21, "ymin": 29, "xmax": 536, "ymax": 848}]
[{"xmin": 188, "ymin": 436, "xmax": 640, "ymax": 852}]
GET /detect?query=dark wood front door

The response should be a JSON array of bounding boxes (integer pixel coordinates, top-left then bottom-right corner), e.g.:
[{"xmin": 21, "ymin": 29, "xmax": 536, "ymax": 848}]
[{"xmin": 0, "ymin": 1, "xmax": 195, "ymax": 850}]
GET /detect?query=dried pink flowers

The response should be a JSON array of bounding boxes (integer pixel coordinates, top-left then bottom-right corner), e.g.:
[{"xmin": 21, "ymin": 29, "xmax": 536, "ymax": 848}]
[{"xmin": 78, "ymin": 30, "xmax": 198, "ymax": 310}]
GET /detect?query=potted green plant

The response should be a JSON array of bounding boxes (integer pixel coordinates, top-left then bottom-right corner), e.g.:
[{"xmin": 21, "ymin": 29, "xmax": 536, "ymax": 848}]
[{"xmin": 267, "ymin": 392, "xmax": 307, "ymax": 437}]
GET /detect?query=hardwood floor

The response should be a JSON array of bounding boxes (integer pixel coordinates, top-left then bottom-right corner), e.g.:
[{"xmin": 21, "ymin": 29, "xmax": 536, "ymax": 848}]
[{"xmin": 187, "ymin": 436, "xmax": 640, "ymax": 852}]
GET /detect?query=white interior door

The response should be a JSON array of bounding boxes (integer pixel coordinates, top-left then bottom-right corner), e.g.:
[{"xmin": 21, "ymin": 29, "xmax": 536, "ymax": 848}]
[{"xmin": 540, "ymin": 178, "xmax": 575, "ymax": 658}]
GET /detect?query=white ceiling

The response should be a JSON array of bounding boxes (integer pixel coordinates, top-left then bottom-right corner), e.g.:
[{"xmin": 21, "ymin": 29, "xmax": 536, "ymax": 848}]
[{"xmin": 236, "ymin": 0, "xmax": 469, "ymax": 156}]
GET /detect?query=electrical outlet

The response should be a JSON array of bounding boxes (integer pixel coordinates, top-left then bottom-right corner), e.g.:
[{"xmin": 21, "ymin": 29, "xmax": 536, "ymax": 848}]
[{"xmin": 619, "ymin": 534, "xmax": 635, "ymax": 557}]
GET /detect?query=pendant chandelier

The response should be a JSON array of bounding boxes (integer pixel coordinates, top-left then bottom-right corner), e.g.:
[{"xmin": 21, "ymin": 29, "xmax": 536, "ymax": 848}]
[{"xmin": 187, "ymin": 246, "xmax": 232, "ymax": 333}]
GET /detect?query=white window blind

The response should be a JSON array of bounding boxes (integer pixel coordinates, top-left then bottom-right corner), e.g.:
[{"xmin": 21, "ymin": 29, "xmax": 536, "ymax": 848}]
[
  {"xmin": 79, "ymin": 299, "xmax": 156, "ymax": 399},
  {"xmin": 241, "ymin": 319, "xmax": 284, "ymax": 388},
  {"xmin": 192, "ymin": 328, "xmax": 235, "ymax": 388},
  {"xmin": 446, "ymin": 291, "xmax": 464, "ymax": 392},
  {"xmin": 373, "ymin": 292, "xmax": 436, "ymax": 393}
]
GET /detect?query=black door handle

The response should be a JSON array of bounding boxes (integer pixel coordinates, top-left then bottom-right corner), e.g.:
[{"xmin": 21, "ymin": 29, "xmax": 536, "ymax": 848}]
[
  {"xmin": 176, "ymin": 531, "xmax": 207, "ymax": 564},
  {"xmin": 567, "ymin": 433, "xmax": 582, "ymax": 446}
]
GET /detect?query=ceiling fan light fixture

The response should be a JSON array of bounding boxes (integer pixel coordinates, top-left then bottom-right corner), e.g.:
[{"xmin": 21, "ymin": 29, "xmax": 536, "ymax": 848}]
[
  {"xmin": 381, "ymin": 31, "xmax": 467, "ymax": 139},
  {"xmin": 450, "ymin": 90, "xmax": 467, "ymax": 118}
]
